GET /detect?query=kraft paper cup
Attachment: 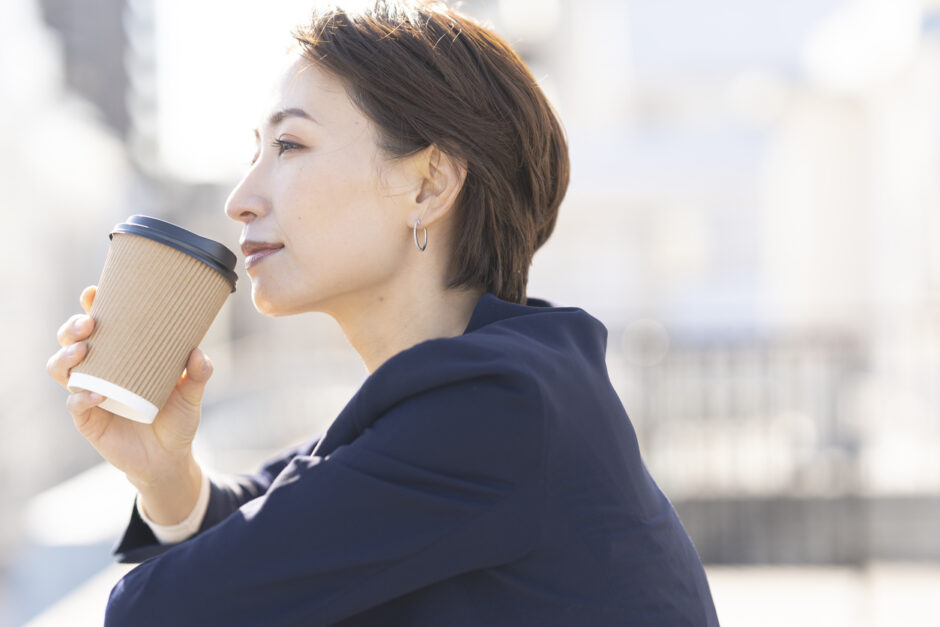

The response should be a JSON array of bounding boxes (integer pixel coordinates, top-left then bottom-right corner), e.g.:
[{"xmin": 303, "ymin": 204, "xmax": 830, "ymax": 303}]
[{"xmin": 67, "ymin": 215, "xmax": 237, "ymax": 423}]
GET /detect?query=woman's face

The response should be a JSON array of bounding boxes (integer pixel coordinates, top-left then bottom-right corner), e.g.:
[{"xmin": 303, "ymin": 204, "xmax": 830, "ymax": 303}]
[{"xmin": 225, "ymin": 55, "xmax": 420, "ymax": 318}]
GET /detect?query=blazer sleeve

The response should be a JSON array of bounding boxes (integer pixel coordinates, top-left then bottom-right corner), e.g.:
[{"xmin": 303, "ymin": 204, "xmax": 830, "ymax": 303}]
[
  {"xmin": 105, "ymin": 372, "xmax": 545, "ymax": 627},
  {"xmin": 113, "ymin": 437, "xmax": 322, "ymax": 563}
]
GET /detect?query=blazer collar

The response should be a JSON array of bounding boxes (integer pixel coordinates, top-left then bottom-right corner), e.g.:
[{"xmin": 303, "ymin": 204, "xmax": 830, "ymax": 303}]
[{"xmin": 463, "ymin": 293, "xmax": 553, "ymax": 334}]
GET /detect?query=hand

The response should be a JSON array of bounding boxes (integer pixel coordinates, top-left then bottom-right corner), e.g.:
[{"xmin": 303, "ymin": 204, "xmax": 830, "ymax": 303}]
[{"xmin": 46, "ymin": 285, "xmax": 209, "ymax": 524}]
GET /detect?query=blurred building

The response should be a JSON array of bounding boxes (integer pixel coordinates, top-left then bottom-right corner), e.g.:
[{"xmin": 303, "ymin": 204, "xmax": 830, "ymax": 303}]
[
  {"xmin": 39, "ymin": 0, "xmax": 131, "ymax": 138},
  {"xmin": 0, "ymin": 0, "xmax": 133, "ymax": 623},
  {"xmin": 542, "ymin": 0, "xmax": 940, "ymax": 562}
]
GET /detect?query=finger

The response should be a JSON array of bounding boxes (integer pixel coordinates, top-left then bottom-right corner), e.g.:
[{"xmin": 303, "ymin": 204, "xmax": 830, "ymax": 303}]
[
  {"xmin": 80, "ymin": 285, "xmax": 97, "ymax": 314},
  {"xmin": 65, "ymin": 390, "xmax": 105, "ymax": 438},
  {"xmin": 56, "ymin": 314, "xmax": 94, "ymax": 348},
  {"xmin": 46, "ymin": 341, "xmax": 88, "ymax": 388},
  {"xmin": 174, "ymin": 348, "xmax": 214, "ymax": 407},
  {"xmin": 66, "ymin": 390, "xmax": 105, "ymax": 424}
]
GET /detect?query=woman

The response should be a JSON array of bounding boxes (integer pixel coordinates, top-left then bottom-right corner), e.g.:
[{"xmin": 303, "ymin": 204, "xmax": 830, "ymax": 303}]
[{"xmin": 47, "ymin": 2, "xmax": 719, "ymax": 625}]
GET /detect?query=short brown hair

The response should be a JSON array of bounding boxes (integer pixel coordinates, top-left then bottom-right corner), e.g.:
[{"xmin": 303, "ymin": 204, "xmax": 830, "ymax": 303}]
[{"xmin": 293, "ymin": 1, "xmax": 569, "ymax": 303}]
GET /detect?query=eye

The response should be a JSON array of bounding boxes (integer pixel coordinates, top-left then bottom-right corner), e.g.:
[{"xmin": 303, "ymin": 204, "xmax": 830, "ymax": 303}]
[{"xmin": 272, "ymin": 138, "xmax": 303, "ymax": 156}]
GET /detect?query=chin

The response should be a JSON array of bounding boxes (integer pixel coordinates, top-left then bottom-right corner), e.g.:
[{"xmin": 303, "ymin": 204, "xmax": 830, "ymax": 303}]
[
  {"xmin": 251, "ymin": 284, "xmax": 321, "ymax": 318},
  {"xmin": 251, "ymin": 286, "xmax": 290, "ymax": 318}
]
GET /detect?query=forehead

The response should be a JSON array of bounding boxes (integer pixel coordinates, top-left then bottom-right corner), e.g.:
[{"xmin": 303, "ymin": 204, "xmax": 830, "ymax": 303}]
[
  {"xmin": 260, "ymin": 55, "xmax": 354, "ymax": 128},
  {"xmin": 279, "ymin": 56, "xmax": 345, "ymax": 99}
]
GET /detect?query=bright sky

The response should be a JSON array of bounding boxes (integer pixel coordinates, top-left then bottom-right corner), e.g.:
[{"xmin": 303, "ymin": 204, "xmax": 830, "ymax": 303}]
[{"xmin": 154, "ymin": 0, "xmax": 323, "ymax": 182}]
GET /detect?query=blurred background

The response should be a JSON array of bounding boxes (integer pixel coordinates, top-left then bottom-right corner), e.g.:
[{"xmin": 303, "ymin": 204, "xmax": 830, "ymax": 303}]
[{"xmin": 2, "ymin": 0, "xmax": 939, "ymax": 624}]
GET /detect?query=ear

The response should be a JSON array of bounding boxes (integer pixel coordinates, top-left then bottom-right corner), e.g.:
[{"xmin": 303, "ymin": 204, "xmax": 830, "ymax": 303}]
[{"xmin": 409, "ymin": 145, "xmax": 467, "ymax": 228}]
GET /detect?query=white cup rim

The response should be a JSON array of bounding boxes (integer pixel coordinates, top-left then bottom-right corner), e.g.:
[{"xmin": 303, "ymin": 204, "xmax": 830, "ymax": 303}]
[{"xmin": 67, "ymin": 372, "xmax": 159, "ymax": 424}]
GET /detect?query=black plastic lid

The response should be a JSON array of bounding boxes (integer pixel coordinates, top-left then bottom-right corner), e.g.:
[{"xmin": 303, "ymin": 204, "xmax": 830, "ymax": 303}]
[{"xmin": 111, "ymin": 215, "xmax": 238, "ymax": 292}]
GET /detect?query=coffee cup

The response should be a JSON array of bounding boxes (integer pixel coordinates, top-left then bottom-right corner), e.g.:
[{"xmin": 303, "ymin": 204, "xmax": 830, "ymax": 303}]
[{"xmin": 67, "ymin": 215, "xmax": 237, "ymax": 423}]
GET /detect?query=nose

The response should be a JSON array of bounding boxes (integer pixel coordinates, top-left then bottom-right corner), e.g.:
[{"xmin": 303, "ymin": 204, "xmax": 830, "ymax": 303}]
[{"xmin": 224, "ymin": 166, "xmax": 270, "ymax": 224}]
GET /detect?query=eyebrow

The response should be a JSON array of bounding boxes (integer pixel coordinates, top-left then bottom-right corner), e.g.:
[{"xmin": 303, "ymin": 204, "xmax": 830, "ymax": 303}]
[
  {"xmin": 267, "ymin": 107, "xmax": 318, "ymax": 127},
  {"xmin": 253, "ymin": 107, "xmax": 318, "ymax": 139}
]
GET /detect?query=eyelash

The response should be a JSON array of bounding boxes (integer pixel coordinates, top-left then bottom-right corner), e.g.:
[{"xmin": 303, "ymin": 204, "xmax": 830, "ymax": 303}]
[
  {"xmin": 248, "ymin": 139, "xmax": 303, "ymax": 166},
  {"xmin": 272, "ymin": 138, "xmax": 302, "ymax": 155}
]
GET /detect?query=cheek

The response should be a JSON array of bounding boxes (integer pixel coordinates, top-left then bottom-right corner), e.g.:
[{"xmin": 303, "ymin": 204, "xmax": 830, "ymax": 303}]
[
  {"xmin": 274, "ymin": 148, "xmax": 404, "ymax": 260},
  {"xmin": 277, "ymin": 155, "xmax": 361, "ymax": 217},
  {"xmin": 270, "ymin": 168, "xmax": 325, "ymax": 245}
]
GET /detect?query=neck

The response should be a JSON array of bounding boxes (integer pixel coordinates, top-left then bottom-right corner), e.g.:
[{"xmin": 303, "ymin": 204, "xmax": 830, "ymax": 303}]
[{"xmin": 331, "ymin": 284, "xmax": 484, "ymax": 373}]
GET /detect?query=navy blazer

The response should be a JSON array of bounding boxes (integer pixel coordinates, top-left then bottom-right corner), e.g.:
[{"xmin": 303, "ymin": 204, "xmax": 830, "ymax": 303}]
[{"xmin": 107, "ymin": 294, "xmax": 719, "ymax": 626}]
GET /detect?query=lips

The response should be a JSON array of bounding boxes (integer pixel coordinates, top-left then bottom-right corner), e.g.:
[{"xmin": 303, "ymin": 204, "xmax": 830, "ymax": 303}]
[{"xmin": 241, "ymin": 240, "xmax": 284, "ymax": 270}]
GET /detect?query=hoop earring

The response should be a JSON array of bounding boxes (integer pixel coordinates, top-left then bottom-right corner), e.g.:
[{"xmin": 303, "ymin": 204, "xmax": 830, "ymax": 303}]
[{"xmin": 413, "ymin": 219, "xmax": 428, "ymax": 252}]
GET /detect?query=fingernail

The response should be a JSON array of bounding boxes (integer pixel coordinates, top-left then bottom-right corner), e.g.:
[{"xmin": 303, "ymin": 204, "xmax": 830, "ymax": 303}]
[
  {"xmin": 87, "ymin": 392, "xmax": 104, "ymax": 403},
  {"xmin": 66, "ymin": 343, "xmax": 80, "ymax": 357}
]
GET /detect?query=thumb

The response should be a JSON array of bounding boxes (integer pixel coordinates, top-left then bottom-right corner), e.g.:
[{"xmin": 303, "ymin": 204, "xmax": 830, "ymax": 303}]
[
  {"xmin": 174, "ymin": 348, "xmax": 214, "ymax": 408},
  {"xmin": 152, "ymin": 348, "xmax": 212, "ymax": 449}
]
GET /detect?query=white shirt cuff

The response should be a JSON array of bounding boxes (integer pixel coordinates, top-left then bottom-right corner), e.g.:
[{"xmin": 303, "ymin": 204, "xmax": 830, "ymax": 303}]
[{"xmin": 136, "ymin": 470, "xmax": 211, "ymax": 544}]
